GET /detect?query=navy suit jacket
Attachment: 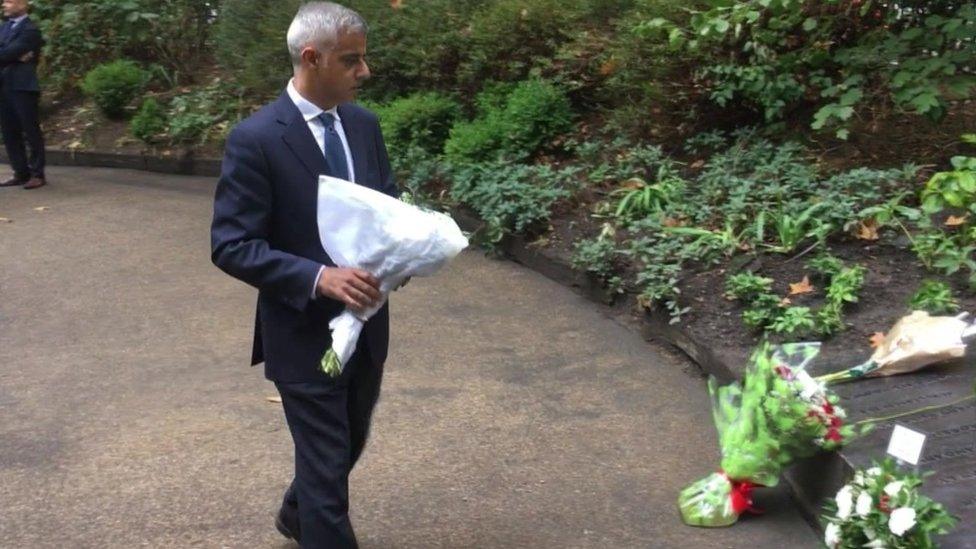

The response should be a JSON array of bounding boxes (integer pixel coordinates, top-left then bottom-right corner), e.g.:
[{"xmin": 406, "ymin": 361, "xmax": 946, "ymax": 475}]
[
  {"xmin": 0, "ymin": 17, "xmax": 42, "ymax": 93},
  {"xmin": 211, "ymin": 93, "xmax": 397, "ymax": 383}
]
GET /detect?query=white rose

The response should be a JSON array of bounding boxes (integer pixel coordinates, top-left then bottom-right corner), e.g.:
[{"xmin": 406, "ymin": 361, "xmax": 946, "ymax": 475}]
[
  {"xmin": 795, "ymin": 370, "xmax": 822, "ymax": 400},
  {"xmin": 863, "ymin": 540, "xmax": 886, "ymax": 548},
  {"xmin": 853, "ymin": 472, "xmax": 865, "ymax": 486},
  {"xmin": 866, "ymin": 467, "xmax": 882, "ymax": 477},
  {"xmin": 883, "ymin": 481, "xmax": 904, "ymax": 497},
  {"xmin": 824, "ymin": 522, "xmax": 841, "ymax": 548},
  {"xmin": 856, "ymin": 492, "xmax": 873, "ymax": 517},
  {"xmin": 888, "ymin": 507, "xmax": 917, "ymax": 536},
  {"xmin": 835, "ymin": 485, "xmax": 854, "ymax": 520}
]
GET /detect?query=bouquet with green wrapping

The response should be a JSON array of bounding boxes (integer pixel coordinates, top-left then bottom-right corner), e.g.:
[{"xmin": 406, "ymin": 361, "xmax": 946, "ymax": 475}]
[{"xmin": 679, "ymin": 342, "xmax": 855, "ymax": 527}]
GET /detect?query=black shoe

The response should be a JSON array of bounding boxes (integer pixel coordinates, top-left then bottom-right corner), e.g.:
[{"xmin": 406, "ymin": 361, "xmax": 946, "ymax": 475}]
[
  {"xmin": 275, "ymin": 506, "xmax": 301, "ymax": 543},
  {"xmin": 0, "ymin": 176, "xmax": 27, "ymax": 187}
]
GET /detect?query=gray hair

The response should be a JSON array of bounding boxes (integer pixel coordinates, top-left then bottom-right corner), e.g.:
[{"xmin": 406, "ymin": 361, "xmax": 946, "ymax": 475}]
[{"xmin": 287, "ymin": 2, "xmax": 367, "ymax": 70}]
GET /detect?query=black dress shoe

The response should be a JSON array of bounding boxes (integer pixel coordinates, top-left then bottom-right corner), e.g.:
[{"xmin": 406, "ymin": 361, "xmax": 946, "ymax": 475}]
[
  {"xmin": 275, "ymin": 506, "xmax": 301, "ymax": 543},
  {"xmin": 0, "ymin": 177, "xmax": 27, "ymax": 187}
]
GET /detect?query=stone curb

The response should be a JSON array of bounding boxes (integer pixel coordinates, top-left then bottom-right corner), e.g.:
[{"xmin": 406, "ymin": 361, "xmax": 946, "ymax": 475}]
[{"xmin": 0, "ymin": 148, "xmax": 221, "ymax": 178}]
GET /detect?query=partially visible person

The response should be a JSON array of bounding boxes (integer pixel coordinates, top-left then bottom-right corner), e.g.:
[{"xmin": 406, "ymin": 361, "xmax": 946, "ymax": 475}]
[{"xmin": 0, "ymin": 0, "xmax": 44, "ymax": 190}]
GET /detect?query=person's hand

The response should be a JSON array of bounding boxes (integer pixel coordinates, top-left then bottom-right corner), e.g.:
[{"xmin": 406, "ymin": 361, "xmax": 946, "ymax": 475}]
[
  {"xmin": 316, "ymin": 267, "xmax": 381, "ymax": 313},
  {"xmin": 18, "ymin": 51, "xmax": 34, "ymax": 63}
]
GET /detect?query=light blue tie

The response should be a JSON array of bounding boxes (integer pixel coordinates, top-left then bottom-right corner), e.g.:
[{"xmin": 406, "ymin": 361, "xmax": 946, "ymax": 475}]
[{"xmin": 317, "ymin": 112, "xmax": 350, "ymax": 181}]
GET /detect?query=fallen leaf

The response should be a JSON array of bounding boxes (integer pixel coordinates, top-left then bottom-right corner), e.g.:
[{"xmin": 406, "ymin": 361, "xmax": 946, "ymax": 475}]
[
  {"xmin": 265, "ymin": 396, "xmax": 282, "ymax": 404},
  {"xmin": 779, "ymin": 297, "xmax": 792, "ymax": 307},
  {"xmin": 855, "ymin": 218, "xmax": 879, "ymax": 241},
  {"xmin": 690, "ymin": 159, "xmax": 706, "ymax": 169},
  {"xmin": 0, "ymin": 217, "xmax": 11, "ymax": 223},
  {"xmin": 390, "ymin": 0, "xmax": 404, "ymax": 8},
  {"xmin": 788, "ymin": 276, "xmax": 815, "ymax": 295},
  {"xmin": 869, "ymin": 332, "xmax": 886, "ymax": 349},
  {"xmin": 33, "ymin": 206, "xmax": 49, "ymax": 212},
  {"xmin": 945, "ymin": 215, "xmax": 968, "ymax": 227},
  {"xmin": 621, "ymin": 177, "xmax": 644, "ymax": 190},
  {"xmin": 662, "ymin": 216, "xmax": 684, "ymax": 228},
  {"xmin": 598, "ymin": 58, "xmax": 618, "ymax": 76}
]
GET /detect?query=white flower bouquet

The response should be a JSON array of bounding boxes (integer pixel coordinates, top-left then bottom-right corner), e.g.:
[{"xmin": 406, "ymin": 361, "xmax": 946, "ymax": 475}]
[
  {"xmin": 822, "ymin": 459, "xmax": 956, "ymax": 548},
  {"xmin": 316, "ymin": 175, "xmax": 469, "ymax": 376}
]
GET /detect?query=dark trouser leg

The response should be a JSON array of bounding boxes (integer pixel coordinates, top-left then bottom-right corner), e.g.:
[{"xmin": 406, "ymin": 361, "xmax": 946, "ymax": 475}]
[
  {"xmin": 281, "ymin": 351, "xmax": 384, "ymax": 522},
  {"xmin": 277, "ymin": 380, "xmax": 357, "ymax": 549},
  {"xmin": 13, "ymin": 91, "xmax": 44, "ymax": 179},
  {"xmin": 348, "ymin": 351, "xmax": 384, "ymax": 468},
  {"xmin": 0, "ymin": 92, "xmax": 29, "ymax": 180}
]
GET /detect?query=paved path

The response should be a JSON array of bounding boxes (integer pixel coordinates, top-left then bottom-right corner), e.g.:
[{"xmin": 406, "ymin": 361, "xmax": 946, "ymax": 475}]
[{"xmin": 0, "ymin": 167, "xmax": 818, "ymax": 548}]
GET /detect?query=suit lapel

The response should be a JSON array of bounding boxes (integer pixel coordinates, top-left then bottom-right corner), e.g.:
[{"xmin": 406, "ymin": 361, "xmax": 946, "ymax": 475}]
[
  {"xmin": 338, "ymin": 104, "xmax": 368, "ymax": 186},
  {"xmin": 276, "ymin": 94, "xmax": 328, "ymax": 178}
]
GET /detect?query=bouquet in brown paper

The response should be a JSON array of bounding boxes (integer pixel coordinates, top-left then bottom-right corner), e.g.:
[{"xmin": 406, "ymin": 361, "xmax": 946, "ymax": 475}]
[{"xmin": 818, "ymin": 311, "xmax": 976, "ymax": 384}]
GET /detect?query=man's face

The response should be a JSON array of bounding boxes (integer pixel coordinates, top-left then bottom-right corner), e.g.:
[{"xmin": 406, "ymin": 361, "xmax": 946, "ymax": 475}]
[
  {"xmin": 3, "ymin": 0, "xmax": 28, "ymax": 18},
  {"xmin": 309, "ymin": 31, "xmax": 370, "ymax": 106}
]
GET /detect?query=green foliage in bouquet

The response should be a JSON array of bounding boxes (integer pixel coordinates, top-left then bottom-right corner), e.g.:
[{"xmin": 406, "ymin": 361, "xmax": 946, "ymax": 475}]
[
  {"xmin": 81, "ymin": 60, "xmax": 149, "ymax": 119},
  {"xmin": 320, "ymin": 349, "xmax": 342, "ymax": 377},
  {"xmin": 679, "ymin": 342, "xmax": 858, "ymax": 527},
  {"xmin": 822, "ymin": 459, "xmax": 956, "ymax": 548}
]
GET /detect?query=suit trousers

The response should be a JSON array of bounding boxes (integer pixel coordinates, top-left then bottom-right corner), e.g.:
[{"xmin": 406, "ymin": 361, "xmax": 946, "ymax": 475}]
[
  {"xmin": 276, "ymin": 347, "xmax": 385, "ymax": 549},
  {"xmin": 0, "ymin": 88, "xmax": 44, "ymax": 180}
]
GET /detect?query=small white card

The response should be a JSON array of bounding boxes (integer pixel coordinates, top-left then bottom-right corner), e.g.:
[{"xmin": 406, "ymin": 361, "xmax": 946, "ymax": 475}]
[{"xmin": 886, "ymin": 424, "xmax": 927, "ymax": 465}]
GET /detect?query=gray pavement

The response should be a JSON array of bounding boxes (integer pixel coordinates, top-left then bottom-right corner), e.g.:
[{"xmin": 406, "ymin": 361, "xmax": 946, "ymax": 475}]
[{"xmin": 0, "ymin": 167, "xmax": 819, "ymax": 548}]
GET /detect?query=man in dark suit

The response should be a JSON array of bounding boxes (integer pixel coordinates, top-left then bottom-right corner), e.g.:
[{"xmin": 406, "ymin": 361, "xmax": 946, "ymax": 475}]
[
  {"xmin": 0, "ymin": 0, "xmax": 45, "ymax": 190},
  {"xmin": 211, "ymin": 3, "xmax": 397, "ymax": 548}
]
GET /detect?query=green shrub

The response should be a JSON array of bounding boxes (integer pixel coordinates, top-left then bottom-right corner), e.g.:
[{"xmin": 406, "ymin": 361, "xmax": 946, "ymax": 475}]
[
  {"xmin": 909, "ymin": 280, "xmax": 959, "ymax": 314},
  {"xmin": 130, "ymin": 98, "xmax": 167, "ymax": 144},
  {"xmin": 80, "ymin": 60, "xmax": 149, "ymax": 119},
  {"xmin": 32, "ymin": 0, "xmax": 213, "ymax": 93},
  {"xmin": 352, "ymin": 0, "xmax": 482, "ymax": 101},
  {"xmin": 166, "ymin": 81, "xmax": 246, "ymax": 144},
  {"xmin": 449, "ymin": 160, "xmax": 572, "ymax": 243},
  {"xmin": 215, "ymin": 0, "xmax": 300, "ymax": 98},
  {"xmin": 444, "ymin": 79, "xmax": 573, "ymax": 162},
  {"xmin": 372, "ymin": 92, "xmax": 460, "ymax": 155}
]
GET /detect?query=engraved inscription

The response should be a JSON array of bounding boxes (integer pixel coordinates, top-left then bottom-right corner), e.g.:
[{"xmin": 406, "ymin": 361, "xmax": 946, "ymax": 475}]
[
  {"xmin": 938, "ymin": 468, "xmax": 976, "ymax": 486},
  {"xmin": 855, "ymin": 391, "xmax": 956, "ymax": 415},
  {"xmin": 920, "ymin": 444, "xmax": 976, "ymax": 466}
]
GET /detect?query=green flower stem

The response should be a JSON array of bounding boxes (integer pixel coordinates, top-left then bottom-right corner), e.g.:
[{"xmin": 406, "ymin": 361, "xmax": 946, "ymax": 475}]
[
  {"xmin": 853, "ymin": 394, "xmax": 976, "ymax": 428},
  {"xmin": 320, "ymin": 348, "xmax": 342, "ymax": 377}
]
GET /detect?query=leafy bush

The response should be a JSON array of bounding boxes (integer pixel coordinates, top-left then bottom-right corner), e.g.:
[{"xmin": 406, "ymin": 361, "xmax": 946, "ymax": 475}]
[
  {"xmin": 130, "ymin": 98, "xmax": 166, "ymax": 144},
  {"xmin": 80, "ymin": 60, "xmax": 149, "ymax": 119},
  {"xmin": 371, "ymin": 92, "xmax": 460, "ymax": 155},
  {"xmin": 444, "ymin": 79, "xmax": 573, "ymax": 162},
  {"xmin": 648, "ymin": 0, "xmax": 976, "ymax": 138},
  {"xmin": 33, "ymin": 0, "xmax": 214, "ymax": 92},
  {"xmin": 909, "ymin": 280, "xmax": 959, "ymax": 314},
  {"xmin": 214, "ymin": 0, "xmax": 300, "ymax": 98},
  {"xmin": 449, "ymin": 160, "xmax": 573, "ymax": 243},
  {"xmin": 572, "ymin": 228, "xmax": 624, "ymax": 293},
  {"xmin": 166, "ymin": 81, "xmax": 246, "ymax": 144}
]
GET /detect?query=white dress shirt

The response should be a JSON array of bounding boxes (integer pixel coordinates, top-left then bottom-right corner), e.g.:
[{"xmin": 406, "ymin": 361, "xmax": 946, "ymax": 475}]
[
  {"xmin": 286, "ymin": 79, "xmax": 356, "ymax": 182},
  {"xmin": 9, "ymin": 14, "xmax": 28, "ymax": 29},
  {"xmin": 285, "ymin": 79, "xmax": 357, "ymax": 299}
]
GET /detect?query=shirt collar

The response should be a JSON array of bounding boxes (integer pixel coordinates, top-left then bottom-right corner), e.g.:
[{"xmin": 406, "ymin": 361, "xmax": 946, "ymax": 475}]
[
  {"xmin": 286, "ymin": 79, "xmax": 340, "ymax": 124},
  {"xmin": 10, "ymin": 15, "xmax": 27, "ymax": 25}
]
